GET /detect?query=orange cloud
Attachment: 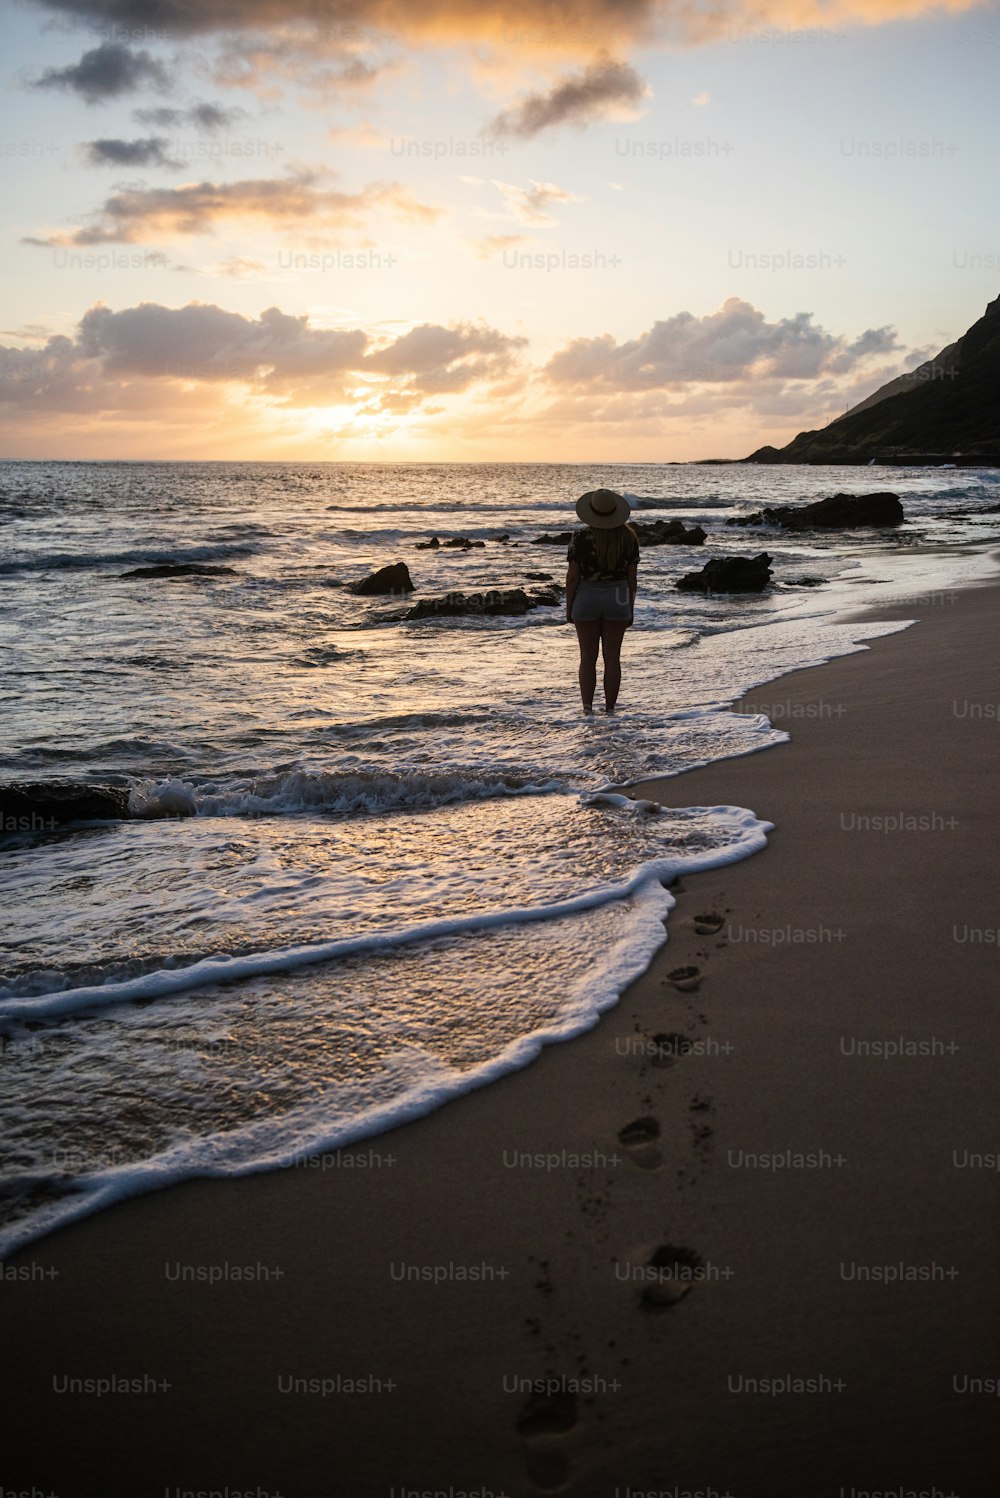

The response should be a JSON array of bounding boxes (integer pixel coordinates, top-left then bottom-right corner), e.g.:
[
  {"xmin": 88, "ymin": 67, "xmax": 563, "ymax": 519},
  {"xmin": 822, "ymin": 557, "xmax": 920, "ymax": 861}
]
[
  {"xmin": 24, "ymin": 171, "xmax": 441, "ymax": 247},
  {"xmin": 26, "ymin": 0, "xmax": 988, "ymax": 57}
]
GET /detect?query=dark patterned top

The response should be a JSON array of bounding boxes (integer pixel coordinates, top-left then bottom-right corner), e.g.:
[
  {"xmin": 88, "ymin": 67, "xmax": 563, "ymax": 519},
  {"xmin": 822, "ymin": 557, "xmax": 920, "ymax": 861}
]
[{"xmin": 567, "ymin": 527, "xmax": 639, "ymax": 583}]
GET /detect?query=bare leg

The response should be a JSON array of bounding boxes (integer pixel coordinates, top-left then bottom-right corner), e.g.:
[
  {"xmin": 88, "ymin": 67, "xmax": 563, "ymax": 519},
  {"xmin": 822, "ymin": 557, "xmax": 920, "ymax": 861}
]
[
  {"xmin": 574, "ymin": 621, "xmax": 601, "ymax": 712},
  {"xmin": 600, "ymin": 619, "xmax": 629, "ymax": 713}
]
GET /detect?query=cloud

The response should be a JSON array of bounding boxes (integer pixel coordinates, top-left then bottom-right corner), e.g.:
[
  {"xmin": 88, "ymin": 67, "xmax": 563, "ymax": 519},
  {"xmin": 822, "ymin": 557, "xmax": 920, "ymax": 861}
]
[
  {"xmin": 26, "ymin": 170, "xmax": 441, "ymax": 246},
  {"xmin": 208, "ymin": 256, "xmax": 272, "ymax": 278},
  {"xmin": 491, "ymin": 179, "xmax": 584, "ymax": 226},
  {"xmin": 328, "ymin": 121, "xmax": 391, "ymax": 150},
  {"xmin": 82, "ymin": 136, "xmax": 182, "ymax": 168},
  {"xmin": 487, "ymin": 55, "xmax": 649, "ymax": 136},
  {"xmin": 544, "ymin": 297, "xmax": 901, "ymax": 387},
  {"xmin": 0, "ymin": 302, "xmax": 525, "ymax": 413},
  {"xmin": 824, "ymin": 324, "xmax": 900, "ymax": 371},
  {"xmin": 211, "ymin": 34, "xmax": 385, "ymax": 97},
  {"xmin": 467, "ymin": 233, "xmax": 532, "ymax": 259},
  {"xmin": 0, "ymin": 292, "xmax": 928, "ymax": 459},
  {"xmin": 76, "ymin": 302, "xmax": 367, "ymax": 388},
  {"xmin": 0, "ymin": 324, "xmax": 56, "ymax": 341},
  {"xmin": 31, "ymin": 42, "xmax": 170, "ymax": 103},
  {"xmin": 134, "ymin": 103, "xmax": 249, "ymax": 131},
  {"xmin": 691, "ymin": 90, "xmax": 710, "ymax": 105},
  {"xmin": 531, "ymin": 297, "xmax": 913, "ymax": 452},
  {"xmin": 27, "ymin": 0, "xmax": 979, "ymax": 51},
  {"xmin": 365, "ymin": 321, "xmax": 527, "ymax": 392}
]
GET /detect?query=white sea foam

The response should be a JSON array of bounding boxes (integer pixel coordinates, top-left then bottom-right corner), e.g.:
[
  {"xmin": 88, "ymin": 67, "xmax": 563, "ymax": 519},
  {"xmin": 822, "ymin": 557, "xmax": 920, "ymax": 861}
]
[
  {"xmin": 0, "ymin": 798, "xmax": 770, "ymax": 1026},
  {"xmin": 0, "ymin": 876, "xmax": 682, "ymax": 1259},
  {"xmin": 127, "ymin": 767, "xmax": 564, "ymax": 819}
]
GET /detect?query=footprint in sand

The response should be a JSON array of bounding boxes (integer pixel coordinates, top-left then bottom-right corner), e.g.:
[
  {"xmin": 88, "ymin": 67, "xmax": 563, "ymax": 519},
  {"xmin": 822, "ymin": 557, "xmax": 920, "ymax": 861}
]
[
  {"xmin": 692, "ymin": 911, "xmax": 725, "ymax": 935},
  {"xmin": 617, "ymin": 1115, "xmax": 663, "ymax": 1170},
  {"xmin": 666, "ymin": 965, "xmax": 701, "ymax": 992},
  {"xmin": 650, "ymin": 1032, "xmax": 694, "ymax": 1068},
  {"xmin": 517, "ymin": 1390, "xmax": 578, "ymax": 1491},
  {"xmin": 639, "ymin": 1243, "xmax": 704, "ymax": 1312}
]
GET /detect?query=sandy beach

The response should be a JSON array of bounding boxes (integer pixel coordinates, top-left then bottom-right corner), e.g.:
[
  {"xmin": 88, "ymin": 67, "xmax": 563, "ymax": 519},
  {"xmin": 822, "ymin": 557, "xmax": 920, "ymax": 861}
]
[{"xmin": 4, "ymin": 566, "xmax": 999, "ymax": 1498}]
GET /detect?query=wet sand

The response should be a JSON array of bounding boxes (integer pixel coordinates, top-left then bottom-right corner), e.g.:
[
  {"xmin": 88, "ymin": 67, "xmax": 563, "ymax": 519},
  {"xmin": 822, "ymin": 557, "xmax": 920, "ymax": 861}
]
[{"xmin": 4, "ymin": 571, "xmax": 999, "ymax": 1498}]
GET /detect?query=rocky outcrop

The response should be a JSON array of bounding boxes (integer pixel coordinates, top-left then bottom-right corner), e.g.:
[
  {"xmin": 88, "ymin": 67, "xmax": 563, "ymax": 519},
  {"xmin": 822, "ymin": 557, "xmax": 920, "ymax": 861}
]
[
  {"xmin": 633, "ymin": 519, "xmax": 706, "ymax": 546},
  {"xmin": 415, "ymin": 536, "xmax": 485, "ymax": 550},
  {"xmin": 676, "ymin": 554, "xmax": 773, "ymax": 594},
  {"xmin": 728, "ymin": 492, "xmax": 904, "ymax": 530},
  {"xmin": 120, "ymin": 563, "xmax": 237, "ymax": 579},
  {"xmin": 744, "ymin": 296, "xmax": 1000, "ymax": 465},
  {"xmin": 350, "ymin": 562, "xmax": 414, "ymax": 595},
  {"xmin": 0, "ymin": 781, "xmax": 131, "ymax": 831},
  {"xmin": 388, "ymin": 585, "xmax": 563, "ymax": 620}
]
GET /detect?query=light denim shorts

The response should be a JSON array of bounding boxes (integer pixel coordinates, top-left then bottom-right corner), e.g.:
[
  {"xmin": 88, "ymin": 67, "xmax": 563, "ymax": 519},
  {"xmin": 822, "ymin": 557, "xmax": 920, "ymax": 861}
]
[{"xmin": 571, "ymin": 578, "xmax": 631, "ymax": 623}]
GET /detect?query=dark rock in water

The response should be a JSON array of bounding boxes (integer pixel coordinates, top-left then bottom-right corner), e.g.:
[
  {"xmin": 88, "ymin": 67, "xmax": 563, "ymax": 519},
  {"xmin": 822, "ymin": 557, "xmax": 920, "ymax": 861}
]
[
  {"xmin": 350, "ymin": 562, "xmax": 414, "ymax": 595},
  {"xmin": 495, "ymin": 532, "xmax": 510, "ymax": 542},
  {"xmin": 525, "ymin": 571, "xmax": 554, "ymax": 581},
  {"xmin": 120, "ymin": 563, "xmax": 237, "ymax": 579},
  {"xmin": 784, "ymin": 576, "xmax": 827, "ymax": 588},
  {"xmin": 632, "ymin": 518, "xmax": 706, "ymax": 546},
  {"xmin": 727, "ymin": 492, "xmax": 904, "ymax": 530},
  {"xmin": 677, "ymin": 553, "xmax": 773, "ymax": 594},
  {"xmin": 415, "ymin": 535, "xmax": 485, "ymax": 550},
  {"xmin": 390, "ymin": 584, "xmax": 563, "ymax": 620},
  {"xmin": 0, "ymin": 781, "xmax": 131, "ymax": 831},
  {"xmin": 526, "ymin": 584, "xmax": 564, "ymax": 606},
  {"xmin": 531, "ymin": 530, "xmax": 575, "ymax": 545}
]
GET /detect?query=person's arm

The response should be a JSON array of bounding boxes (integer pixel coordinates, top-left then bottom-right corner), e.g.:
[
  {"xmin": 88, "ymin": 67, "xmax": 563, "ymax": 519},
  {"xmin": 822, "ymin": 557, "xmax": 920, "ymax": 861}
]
[
  {"xmin": 566, "ymin": 560, "xmax": 581, "ymax": 622},
  {"xmin": 626, "ymin": 561, "xmax": 638, "ymax": 625}
]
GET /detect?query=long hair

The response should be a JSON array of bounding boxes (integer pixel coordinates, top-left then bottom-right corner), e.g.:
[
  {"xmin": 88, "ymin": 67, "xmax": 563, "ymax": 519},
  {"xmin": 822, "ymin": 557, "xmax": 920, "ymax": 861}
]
[{"xmin": 590, "ymin": 522, "xmax": 637, "ymax": 574}]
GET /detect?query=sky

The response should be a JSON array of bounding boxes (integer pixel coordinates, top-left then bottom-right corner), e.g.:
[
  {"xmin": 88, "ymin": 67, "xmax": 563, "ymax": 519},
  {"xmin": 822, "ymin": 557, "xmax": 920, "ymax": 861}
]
[{"xmin": 1, "ymin": 0, "xmax": 998, "ymax": 461}]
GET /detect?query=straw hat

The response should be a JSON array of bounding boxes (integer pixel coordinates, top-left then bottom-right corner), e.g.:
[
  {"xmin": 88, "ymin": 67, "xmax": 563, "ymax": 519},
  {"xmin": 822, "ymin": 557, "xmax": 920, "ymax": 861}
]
[{"xmin": 575, "ymin": 488, "xmax": 631, "ymax": 529}]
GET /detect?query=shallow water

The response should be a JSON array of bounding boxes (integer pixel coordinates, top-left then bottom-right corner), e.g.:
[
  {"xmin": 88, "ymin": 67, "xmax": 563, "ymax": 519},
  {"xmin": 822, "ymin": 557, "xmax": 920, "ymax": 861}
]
[{"xmin": 1, "ymin": 458, "xmax": 997, "ymax": 1253}]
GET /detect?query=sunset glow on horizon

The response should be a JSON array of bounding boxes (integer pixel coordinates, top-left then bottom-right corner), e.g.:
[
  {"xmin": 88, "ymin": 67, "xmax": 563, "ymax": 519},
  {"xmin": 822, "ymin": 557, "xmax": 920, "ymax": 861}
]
[{"xmin": 2, "ymin": 0, "xmax": 998, "ymax": 461}]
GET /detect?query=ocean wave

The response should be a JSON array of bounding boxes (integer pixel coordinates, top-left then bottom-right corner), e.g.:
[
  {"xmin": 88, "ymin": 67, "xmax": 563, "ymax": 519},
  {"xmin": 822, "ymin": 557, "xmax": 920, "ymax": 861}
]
[
  {"xmin": 324, "ymin": 500, "xmax": 569, "ymax": 514},
  {"xmin": 0, "ymin": 543, "xmax": 256, "ymax": 576},
  {"xmin": 624, "ymin": 492, "xmax": 730, "ymax": 510},
  {"xmin": 291, "ymin": 645, "xmax": 361, "ymax": 667},
  {"xmin": 21, "ymin": 736, "xmax": 199, "ymax": 764},
  {"xmin": 0, "ymin": 879, "xmax": 683, "ymax": 1258},
  {"xmin": 128, "ymin": 767, "xmax": 564, "ymax": 820},
  {"xmin": 0, "ymin": 799, "xmax": 770, "ymax": 1028}
]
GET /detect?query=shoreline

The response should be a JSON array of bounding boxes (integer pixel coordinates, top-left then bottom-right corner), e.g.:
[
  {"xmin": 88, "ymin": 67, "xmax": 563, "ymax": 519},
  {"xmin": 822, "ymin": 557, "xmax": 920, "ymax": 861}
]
[{"xmin": 5, "ymin": 564, "xmax": 1000, "ymax": 1496}]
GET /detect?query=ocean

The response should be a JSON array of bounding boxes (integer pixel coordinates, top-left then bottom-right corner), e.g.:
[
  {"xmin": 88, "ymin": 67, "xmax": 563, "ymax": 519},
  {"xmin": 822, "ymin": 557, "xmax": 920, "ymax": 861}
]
[{"xmin": 1, "ymin": 459, "xmax": 998, "ymax": 1255}]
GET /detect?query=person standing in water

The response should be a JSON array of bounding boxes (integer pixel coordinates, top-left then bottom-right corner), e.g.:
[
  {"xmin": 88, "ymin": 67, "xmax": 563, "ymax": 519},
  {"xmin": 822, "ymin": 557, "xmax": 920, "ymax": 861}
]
[{"xmin": 565, "ymin": 489, "xmax": 639, "ymax": 715}]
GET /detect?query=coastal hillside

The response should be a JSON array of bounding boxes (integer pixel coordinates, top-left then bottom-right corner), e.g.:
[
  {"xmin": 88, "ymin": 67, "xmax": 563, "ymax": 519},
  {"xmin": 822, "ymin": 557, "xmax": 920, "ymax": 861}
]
[{"xmin": 746, "ymin": 295, "xmax": 1000, "ymax": 465}]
